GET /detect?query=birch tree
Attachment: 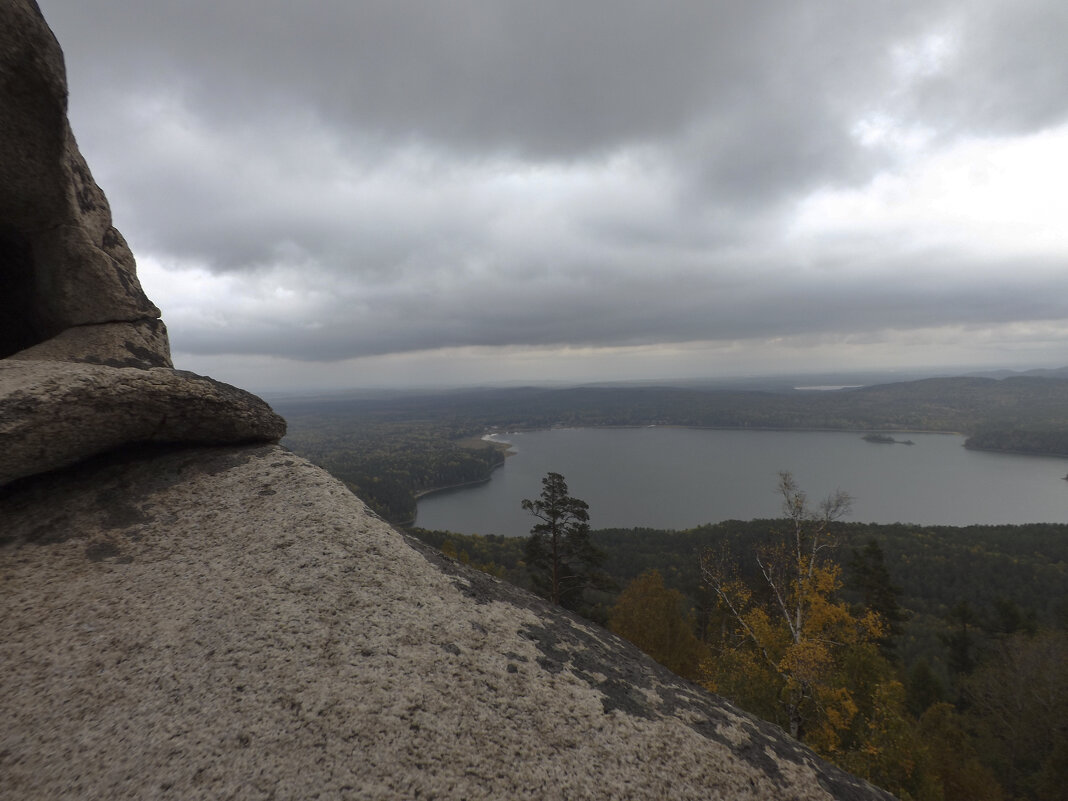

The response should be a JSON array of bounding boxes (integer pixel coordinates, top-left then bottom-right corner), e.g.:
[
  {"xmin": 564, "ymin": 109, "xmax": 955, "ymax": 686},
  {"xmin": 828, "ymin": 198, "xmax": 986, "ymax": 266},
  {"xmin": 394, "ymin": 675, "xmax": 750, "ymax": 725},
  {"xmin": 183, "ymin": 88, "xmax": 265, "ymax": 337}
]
[{"xmin": 701, "ymin": 472, "xmax": 883, "ymax": 750}]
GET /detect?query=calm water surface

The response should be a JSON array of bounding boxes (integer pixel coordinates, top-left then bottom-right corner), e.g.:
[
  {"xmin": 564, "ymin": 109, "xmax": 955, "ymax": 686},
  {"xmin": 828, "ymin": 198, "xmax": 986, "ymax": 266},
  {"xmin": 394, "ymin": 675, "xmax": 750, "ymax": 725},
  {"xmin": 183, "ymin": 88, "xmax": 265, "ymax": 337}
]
[{"xmin": 414, "ymin": 428, "xmax": 1068, "ymax": 536}]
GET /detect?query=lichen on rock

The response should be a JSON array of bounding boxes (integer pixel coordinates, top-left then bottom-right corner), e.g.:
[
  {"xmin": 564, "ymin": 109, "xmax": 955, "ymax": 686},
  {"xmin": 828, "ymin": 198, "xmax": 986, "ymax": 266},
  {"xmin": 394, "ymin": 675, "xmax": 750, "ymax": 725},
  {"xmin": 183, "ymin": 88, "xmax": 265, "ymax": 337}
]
[{"xmin": 1, "ymin": 444, "xmax": 896, "ymax": 800}]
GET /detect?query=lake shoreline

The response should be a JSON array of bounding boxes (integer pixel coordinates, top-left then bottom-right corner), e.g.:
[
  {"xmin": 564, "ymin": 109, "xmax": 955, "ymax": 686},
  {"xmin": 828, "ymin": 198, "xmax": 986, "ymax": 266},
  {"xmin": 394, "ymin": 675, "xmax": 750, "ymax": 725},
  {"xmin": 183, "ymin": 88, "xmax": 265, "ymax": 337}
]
[
  {"xmin": 484, "ymin": 423, "xmax": 1068, "ymax": 460},
  {"xmin": 395, "ymin": 477, "xmax": 495, "ymax": 527},
  {"xmin": 484, "ymin": 423, "xmax": 966, "ymax": 440},
  {"xmin": 417, "ymin": 427, "xmax": 1068, "ymax": 534},
  {"xmin": 413, "ymin": 472, "xmax": 496, "ymax": 501}
]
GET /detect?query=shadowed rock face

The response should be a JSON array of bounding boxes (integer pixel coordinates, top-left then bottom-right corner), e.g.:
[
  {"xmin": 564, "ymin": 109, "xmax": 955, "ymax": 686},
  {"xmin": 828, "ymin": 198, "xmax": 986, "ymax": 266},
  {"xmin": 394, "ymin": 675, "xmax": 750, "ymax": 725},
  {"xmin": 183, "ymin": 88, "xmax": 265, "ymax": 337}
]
[
  {"xmin": 0, "ymin": 0, "xmax": 169, "ymax": 366},
  {"xmin": 0, "ymin": 0, "xmax": 285, "ymax": 480}
]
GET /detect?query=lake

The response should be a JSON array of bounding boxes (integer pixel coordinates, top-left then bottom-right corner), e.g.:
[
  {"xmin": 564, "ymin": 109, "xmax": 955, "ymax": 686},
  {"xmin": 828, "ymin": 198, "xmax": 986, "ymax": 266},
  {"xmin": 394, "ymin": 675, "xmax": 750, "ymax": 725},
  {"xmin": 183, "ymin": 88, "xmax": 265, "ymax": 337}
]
[{"xmin": 414, "ymin": 428, "xmax": 1068, "ymax": 536}]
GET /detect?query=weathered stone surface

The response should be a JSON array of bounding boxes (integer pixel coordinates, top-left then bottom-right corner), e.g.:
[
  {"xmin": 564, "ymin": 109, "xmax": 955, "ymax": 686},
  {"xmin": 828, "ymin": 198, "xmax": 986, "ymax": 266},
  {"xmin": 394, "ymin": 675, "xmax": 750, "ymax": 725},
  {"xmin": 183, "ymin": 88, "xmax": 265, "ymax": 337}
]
[
  {"xmin": 0, "ymin": 361, "xmax": 286, "ymax": 487},
  {"xmin": 7, "ymin": 318, "xmax": 172, "ymax": 367},
  {"xmin": 0, "ymin": 1, "xmax": 288, "ymax": 484},
  {"xmin": 0, "ymin": 0, "xmax": 170, "ymax": 366},
  {"xmin": 0, "ymin": 444, "xmax": 895, "ymax": 801}
]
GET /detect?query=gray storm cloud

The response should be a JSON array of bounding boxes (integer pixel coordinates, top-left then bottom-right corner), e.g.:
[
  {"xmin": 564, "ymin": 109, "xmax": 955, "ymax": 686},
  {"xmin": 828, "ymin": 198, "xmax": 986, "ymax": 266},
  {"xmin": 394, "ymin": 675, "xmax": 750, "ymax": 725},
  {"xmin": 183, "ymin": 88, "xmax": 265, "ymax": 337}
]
[{"xmin": 39, "ymin": 0, "xmax": 1068, "ymax": 383}]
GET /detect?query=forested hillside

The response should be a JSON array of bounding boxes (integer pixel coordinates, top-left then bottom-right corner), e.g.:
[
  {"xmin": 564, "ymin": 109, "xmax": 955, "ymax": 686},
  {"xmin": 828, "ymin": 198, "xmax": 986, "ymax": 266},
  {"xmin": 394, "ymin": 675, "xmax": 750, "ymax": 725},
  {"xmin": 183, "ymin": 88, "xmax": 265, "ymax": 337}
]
[
  {"xmin": 410, "ymin": 520, "xmax": 1068, "ymax": 801},
  {"xmin": 276, "ymin": 407, "xmax": 506, "ymax": 522},
  {"xmin": 411, "ymin": 520, "xmax": 1068, "ymax": 661}
]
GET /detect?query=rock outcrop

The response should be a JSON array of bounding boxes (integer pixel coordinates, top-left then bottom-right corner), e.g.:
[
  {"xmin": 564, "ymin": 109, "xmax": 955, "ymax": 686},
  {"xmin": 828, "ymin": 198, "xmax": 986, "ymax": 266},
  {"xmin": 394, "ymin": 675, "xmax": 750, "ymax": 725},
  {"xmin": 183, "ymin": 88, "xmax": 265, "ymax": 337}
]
[
  {"xmin": 0, "ymin": 0, "xmax": 169, "ymax": 367},
  {"xmin": 0, "ymin": 2, "xmax": 897, "ymax": 799},
  {"xmin": 0, "ymin": 360, "xmax": 286, "ymax": 487},
  {"xmin": 0, "ymin": 0, "xmax": 284, "ymax": 483},
  {"xmin": 0, "ymin": 444, "xmax": 894, "ymax": 801}
]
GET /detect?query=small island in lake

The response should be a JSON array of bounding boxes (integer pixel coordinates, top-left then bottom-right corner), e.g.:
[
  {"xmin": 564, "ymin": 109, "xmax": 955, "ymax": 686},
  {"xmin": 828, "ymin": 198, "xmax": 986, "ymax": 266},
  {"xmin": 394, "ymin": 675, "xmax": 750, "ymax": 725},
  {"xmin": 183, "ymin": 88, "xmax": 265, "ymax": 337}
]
[{"xmin": 863, "ymin": 433, "xmax": 914, "ymax": 445}]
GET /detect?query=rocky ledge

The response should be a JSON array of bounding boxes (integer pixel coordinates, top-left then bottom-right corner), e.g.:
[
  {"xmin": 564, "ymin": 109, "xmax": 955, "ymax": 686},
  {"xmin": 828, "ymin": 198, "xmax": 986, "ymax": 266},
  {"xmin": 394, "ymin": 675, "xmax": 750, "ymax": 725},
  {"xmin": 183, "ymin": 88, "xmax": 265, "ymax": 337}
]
[{"xmin": 0, "ymin": 360, "xmax": 285, "ymax": 487}]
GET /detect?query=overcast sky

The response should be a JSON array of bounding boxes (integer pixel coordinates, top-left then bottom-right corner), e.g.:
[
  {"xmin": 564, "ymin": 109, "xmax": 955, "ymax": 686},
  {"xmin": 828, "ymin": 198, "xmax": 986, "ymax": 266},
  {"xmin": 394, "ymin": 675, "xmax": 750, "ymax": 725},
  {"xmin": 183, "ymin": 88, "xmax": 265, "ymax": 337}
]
[{"xmin": 42, "ymin": 1, "xmax": 1068, "ymax": 391}]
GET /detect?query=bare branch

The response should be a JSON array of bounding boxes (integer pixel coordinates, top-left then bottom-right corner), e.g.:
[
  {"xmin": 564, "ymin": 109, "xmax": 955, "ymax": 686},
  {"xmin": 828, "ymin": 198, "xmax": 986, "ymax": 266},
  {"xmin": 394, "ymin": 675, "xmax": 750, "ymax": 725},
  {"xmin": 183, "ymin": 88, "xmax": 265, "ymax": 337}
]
[
  {"xmin": 703, "ymin": 573, "xmax": 781, "ymax": 677},
  {"xmin": 757, "ymin": 552, "xmax": 798, "ymax": 642}
]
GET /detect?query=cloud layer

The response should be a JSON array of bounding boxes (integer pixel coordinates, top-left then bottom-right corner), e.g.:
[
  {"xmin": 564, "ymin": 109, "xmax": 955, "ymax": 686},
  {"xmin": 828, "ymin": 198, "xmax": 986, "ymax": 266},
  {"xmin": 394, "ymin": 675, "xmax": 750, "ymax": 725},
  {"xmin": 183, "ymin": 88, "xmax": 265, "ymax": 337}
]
[{"xmin": 42, "ymin": 0, "xmax": 1068, "ymax": 388}]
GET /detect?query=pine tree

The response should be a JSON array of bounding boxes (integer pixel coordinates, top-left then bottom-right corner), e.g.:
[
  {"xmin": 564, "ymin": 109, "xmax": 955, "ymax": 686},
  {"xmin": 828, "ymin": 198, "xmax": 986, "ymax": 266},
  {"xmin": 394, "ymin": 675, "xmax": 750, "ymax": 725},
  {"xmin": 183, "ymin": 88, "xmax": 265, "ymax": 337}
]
[
  {"xmin": 848, "ymin": 539, "xmax": 908, "ymax": 657},
  {"xmin": 521, "ymin": 472, "xmax": 604, "ymax": 609}
]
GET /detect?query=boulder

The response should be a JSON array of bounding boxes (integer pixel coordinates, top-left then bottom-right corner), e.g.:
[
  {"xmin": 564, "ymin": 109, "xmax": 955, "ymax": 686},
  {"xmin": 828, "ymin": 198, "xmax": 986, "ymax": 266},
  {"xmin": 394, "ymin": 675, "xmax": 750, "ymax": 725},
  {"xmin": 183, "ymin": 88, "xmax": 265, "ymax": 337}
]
[
  {"xmin": 0, "ymin": 444, "xmax": 896, "ymax": 801},
  {"xmin": 0, "ymin": 0, "xmax": 170, "ymax": 367},
  {"xmin": 0, "ymin": 360, "xmax": 286, "ymax": 487}
]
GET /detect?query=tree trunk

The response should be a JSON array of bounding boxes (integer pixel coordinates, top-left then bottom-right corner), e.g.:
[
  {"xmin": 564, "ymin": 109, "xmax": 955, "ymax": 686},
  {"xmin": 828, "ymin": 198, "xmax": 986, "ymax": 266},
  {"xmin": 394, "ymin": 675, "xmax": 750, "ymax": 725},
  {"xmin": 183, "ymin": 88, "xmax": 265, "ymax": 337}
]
[
  {"xmin": 789, "ymin": 708, "xmax": 802, "ymax": 740},
  {"xmin": 551, "ymin": 521, "xmax": 560, "ymax": 605}
]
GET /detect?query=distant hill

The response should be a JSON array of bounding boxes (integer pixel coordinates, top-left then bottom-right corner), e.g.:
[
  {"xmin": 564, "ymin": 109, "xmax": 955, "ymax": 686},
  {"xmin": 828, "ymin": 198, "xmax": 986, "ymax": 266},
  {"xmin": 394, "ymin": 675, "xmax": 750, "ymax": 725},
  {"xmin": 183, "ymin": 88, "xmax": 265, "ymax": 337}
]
[{"xmin": 967, "ymin": 366, "xmax": 1068, "ymax": 380}]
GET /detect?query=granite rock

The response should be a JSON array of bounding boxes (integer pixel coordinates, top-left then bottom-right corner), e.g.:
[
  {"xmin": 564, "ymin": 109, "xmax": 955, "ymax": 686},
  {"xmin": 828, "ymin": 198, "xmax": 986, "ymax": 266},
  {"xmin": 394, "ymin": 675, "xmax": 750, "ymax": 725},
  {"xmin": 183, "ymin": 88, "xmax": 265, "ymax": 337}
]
[
  {"xmin": 0, "ymin": 0, "xmax": 288, "ymax": 483},
  {"xmin": 0, "ymin": 444, "xmax": 897, "ymax": 801},
  {"xmin": 0, "ymin": 360, "xmax": 286, "ymax": 487},
  {"xmin": 7, "ymin": 318, "xmax": 172, "ymax": 367},
  {"xmin": 0, "ymin": 0, "xmax": 170, "ymax": 366}
]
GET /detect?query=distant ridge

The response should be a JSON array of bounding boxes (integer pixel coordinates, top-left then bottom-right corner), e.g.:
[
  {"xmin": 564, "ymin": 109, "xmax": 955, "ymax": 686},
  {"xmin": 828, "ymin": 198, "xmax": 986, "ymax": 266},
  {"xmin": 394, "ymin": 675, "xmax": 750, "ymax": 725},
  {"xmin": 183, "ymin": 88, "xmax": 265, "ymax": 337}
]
[{"xmin": 966, "ymin": 365, "xmax": 1068, "ymax": 380}]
